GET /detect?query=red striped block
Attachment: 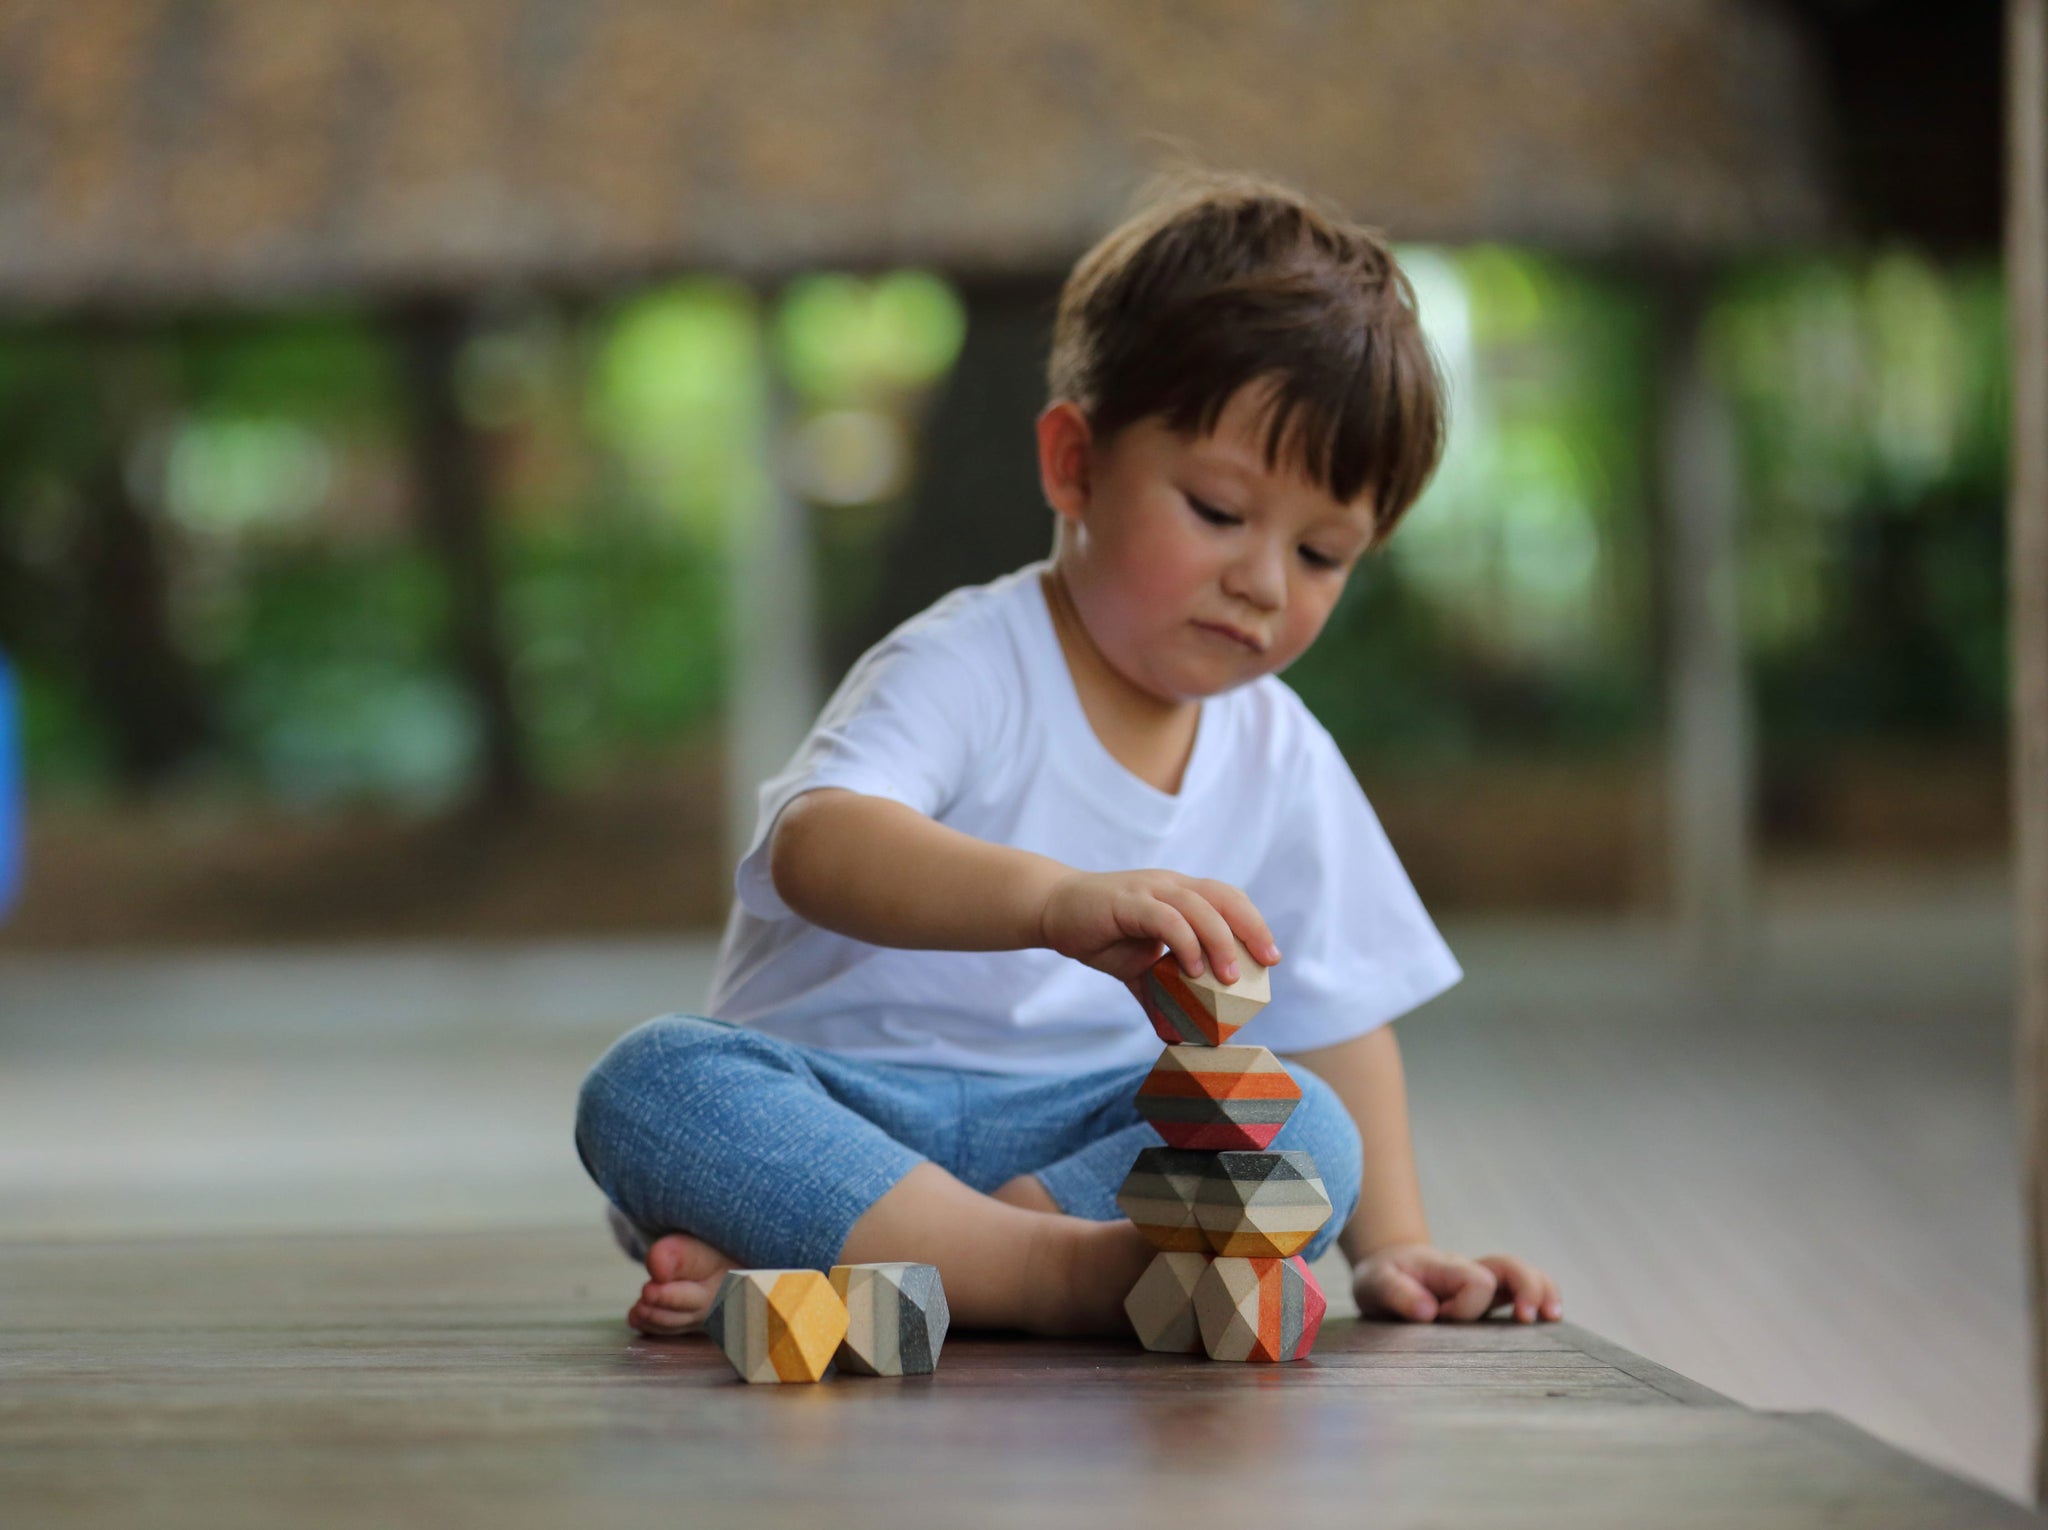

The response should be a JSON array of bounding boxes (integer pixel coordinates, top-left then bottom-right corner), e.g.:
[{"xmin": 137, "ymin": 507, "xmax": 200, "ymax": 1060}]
[{"xmin": 1135, "ymin": 1044, "xmax": 1302, "ymax": 1150}]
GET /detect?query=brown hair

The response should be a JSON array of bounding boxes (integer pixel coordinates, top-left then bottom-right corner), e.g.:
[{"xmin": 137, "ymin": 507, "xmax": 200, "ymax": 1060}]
[{"xmin": 1047, "ymin": 168, "xmax": 1447, "ymax": 546}]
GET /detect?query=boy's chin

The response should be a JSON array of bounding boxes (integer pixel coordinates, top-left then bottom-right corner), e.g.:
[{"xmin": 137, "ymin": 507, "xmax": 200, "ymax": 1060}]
[{"xmin": 1153, "ymin": 665, "xmax": 1265, "ymax": 704}]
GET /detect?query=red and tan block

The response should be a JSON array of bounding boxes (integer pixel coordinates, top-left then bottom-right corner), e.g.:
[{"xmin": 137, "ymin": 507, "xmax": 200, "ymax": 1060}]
[
  {"xmin": 1138, "ymin": 937, "xmax": 1270, "ymax": 1047},
  {"xmin": 1136, "ymin": 1043, "xmax": 1301, "ymax": 1150}
]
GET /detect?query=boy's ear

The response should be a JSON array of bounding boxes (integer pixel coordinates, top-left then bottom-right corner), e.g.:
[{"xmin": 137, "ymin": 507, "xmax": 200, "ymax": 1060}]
[{"xmin": 1036, "ymin": 400, "xmax": 1093, "ymax": 525}]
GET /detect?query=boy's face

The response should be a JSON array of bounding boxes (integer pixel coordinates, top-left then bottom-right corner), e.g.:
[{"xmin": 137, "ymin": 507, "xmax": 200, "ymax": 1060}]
[{"xmin": 1038, "ymin": 379, "xmax": 1377, "ymax": 704}]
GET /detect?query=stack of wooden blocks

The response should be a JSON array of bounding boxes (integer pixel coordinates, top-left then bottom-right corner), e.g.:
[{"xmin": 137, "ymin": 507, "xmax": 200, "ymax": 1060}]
[{"xmin": 1118, "ymin": 938, "xmax": 1331, "ymax": 1363}]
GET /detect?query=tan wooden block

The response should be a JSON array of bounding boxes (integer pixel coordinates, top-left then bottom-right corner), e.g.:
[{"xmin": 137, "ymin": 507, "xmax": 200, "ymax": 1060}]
[
  {"xmin": 1123, "ymin": 1250, "xmax": 1210, "ymax": 1353},
  {"xmin": 704, "ymin": 1268, "xmax": 847, "ymax": 1383}
]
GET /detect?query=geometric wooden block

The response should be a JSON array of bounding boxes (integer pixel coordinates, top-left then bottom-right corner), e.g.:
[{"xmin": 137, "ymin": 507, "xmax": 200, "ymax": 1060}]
[
  {"xmin": 1136, "ymin": 1044, "xmax": 1302, "ymax": 1150},
  {"xmin": 828, "ymin": 1262, "xmax": 949, "ymax": 1376},
  {"xmin": 1123, "ymin": 1250, "xmax": 1210, "ymax": 1353},
  {"xmin": 1193, "ymin": 1254, "xmax": 1326, "ymax": 1363},
  {"xmin": 1192, "ymin": 1150, "xmax": 1332, "ymax": 1258},
  {"xmin": 1138, "ymin": 937, "xmax": 1270, "ymax": 1047},
  {"xmin": 1116, "ymin": 1147, "xmax": 1218, "ymax": 1252},
  {"xmin": 703, "ymin": 1269, "xmax": 848, "ymax": 1383}
]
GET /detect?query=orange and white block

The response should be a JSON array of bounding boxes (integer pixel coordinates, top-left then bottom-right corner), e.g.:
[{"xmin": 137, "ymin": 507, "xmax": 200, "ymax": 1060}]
[{"xmin": 705, "ymin": 1269, "xmax": 848, "ymax": 1384}]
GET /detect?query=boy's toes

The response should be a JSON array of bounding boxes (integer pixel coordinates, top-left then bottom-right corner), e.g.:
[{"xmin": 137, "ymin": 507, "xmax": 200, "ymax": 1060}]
[
  {"xmin": 645, "ymin": 1232, "xmax": 733, "ymax": 1286},
  {"xmin": 627, "ymin": 1296, "xmax": 708, "ymax": 1337}
]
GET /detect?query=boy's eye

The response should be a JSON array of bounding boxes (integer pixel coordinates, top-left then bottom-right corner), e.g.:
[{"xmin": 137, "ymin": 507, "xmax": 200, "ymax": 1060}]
[
  {"xmin": 1187, "ymin": 495, "xmax": 1240, "ymax": 527},
  {"xmin": 1299, "ymin": 547, "xmax": 1341, "ymax": 571}
]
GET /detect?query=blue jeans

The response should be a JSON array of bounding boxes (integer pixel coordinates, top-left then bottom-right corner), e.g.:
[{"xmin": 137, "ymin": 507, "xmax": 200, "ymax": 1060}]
[{"xmin": 574, "ymin": 1013, "xmax": 1364, "ymax": 1272}]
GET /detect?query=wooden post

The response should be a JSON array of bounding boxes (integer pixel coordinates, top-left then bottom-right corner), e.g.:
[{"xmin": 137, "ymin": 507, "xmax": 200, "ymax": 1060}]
[
  {"xmin": 2009, "ymin": 0, "xmax": 2048, "ymax": 1504},
  {"xmin": 1655, "ymin": 269, "xmax": 1753, "ymax": 973},
  {"xmin": 724, "ymin": 288, "xmax": 821, "ymax": 880},
  {"xmin": 392, "ymin": 298, "xmax": 531, "ymax": 814}
]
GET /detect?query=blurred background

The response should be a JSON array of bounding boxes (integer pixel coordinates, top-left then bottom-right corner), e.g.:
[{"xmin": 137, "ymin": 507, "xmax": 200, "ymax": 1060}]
[{"xmin": 0, "ymin": 0, "xmax": 2027, "ymax": 1503}]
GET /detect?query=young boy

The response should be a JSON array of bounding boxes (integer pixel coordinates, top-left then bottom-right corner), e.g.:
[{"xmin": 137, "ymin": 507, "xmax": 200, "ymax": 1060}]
[{"xmin": 576, "ymin": 169, "xmax": 1561, "ymax": 1339}]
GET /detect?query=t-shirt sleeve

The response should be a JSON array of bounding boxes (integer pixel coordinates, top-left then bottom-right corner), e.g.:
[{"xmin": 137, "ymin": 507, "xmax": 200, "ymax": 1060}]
[
  {"xmin": 731, "ymin": 625, "xmax": 998, "ymax": 922},
  {"xmin": 1243, "ymin": 706, "xmax": 1462, "ymax": 1053}
]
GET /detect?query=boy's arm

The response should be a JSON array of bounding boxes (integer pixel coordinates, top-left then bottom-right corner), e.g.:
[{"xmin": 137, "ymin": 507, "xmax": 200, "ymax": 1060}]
[
  {"xmin": 770, "ymin": 787, "xmax": 1070, "ymax": 952},
  {"xmin": 1281, "ymin": 1025, "xmax": 1431, "ymax": 1259},
  {"xmin": 1287, "ymin": 1025, "xmax": 1563, "ymax": 1323},
  {"xmin": 768, "ymin": 787, "xmax": 1277, "ymax": 984}
]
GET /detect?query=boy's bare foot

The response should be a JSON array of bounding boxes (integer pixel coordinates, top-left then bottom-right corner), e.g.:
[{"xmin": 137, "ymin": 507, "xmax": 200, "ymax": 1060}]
[
  {"xmin": 620, "ymin": 1174, "xmax": 1158, "ymax": 1341},
  {"xmin": 627, "ymin": 1232, "xmax": 733, "ymax": 1336}
]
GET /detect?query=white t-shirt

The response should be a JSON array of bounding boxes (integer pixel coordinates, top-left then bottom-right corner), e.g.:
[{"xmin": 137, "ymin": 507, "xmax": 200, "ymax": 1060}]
[{"xmin": 704, "ymin": 560, "xmax": 1461, "ymax": 1075}]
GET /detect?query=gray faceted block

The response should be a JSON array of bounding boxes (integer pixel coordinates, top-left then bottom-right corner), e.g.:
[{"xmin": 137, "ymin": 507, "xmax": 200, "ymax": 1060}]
[{"xmin": 829, "ymin": 1261, "xmax": 950, "ymax": 1376}]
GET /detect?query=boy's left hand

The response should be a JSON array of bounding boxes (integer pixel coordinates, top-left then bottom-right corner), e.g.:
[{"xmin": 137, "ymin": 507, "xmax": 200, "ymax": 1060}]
[{"xmin": 1353, "ymin": 1241, "xmax": 1562, "ymax": 1324}]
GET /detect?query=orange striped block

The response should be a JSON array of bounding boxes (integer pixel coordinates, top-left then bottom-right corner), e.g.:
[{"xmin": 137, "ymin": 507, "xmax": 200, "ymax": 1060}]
[
  {"xmin": 1136, "ymin": 1044, "xmax": 1302, "ymax": 1149},
  {"xmin": 1192, "ymin": 1254, "xmax": 1325, "ymax": 1363}
]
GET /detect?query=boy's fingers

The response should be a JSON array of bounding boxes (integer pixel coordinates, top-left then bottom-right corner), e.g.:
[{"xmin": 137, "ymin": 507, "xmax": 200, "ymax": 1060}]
[
  {"xmin": 1144, "ymin": 901, "xmax": 1208, "ymax": 978},
  {"xmin": 1200, "ymin": 881, "xmax": 1282, "ymax": 966},
  {"xmin": 1155, "ymin": 889, "xmax": 1240, "ymax": 982},
  {"xmin": 1363, "ymin": 1266, "xmax": 1438, "ymax": 1323},
  {"xmin": 1475, "ymin": 1255, "xmax": 1549, "ymax": 1322},
  {"xmin": 1430, "ymin": 1258, "xmax": 1500, "ymax": 1322}
]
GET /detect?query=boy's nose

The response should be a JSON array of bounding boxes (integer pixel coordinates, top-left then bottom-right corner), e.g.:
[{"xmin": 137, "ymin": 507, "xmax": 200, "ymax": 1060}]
[{"xmin": 1222, "ymin": 542, "xmax": 1287, "ymax": 612}]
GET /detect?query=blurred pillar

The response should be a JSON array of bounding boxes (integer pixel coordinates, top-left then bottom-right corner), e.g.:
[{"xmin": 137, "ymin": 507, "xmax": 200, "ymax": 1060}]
[
  {"xmin": 392, "ymin": 298, "xmax": 531, "ymax": 815},
  {"xmin": 847, "ymin": 276, "xmax": 1060, "ymax": 672},
  {"xmin": 2006, "ymin": 0, "xmax": 2048, "ymax": 1503},
  {"xmin": 1653, "ymin": 272, "xmax": 1753, "ymax": 971},
  {"xmin": 0, "ymin": 651, "xmax": 19, "ymax": 919},
  {"xmin": 725, "ymin": 289, "xmax": 821, "ymax": 878},
  {"xmin": 77, "ymin": 329, "xmax": 213, "ymax": 791}
]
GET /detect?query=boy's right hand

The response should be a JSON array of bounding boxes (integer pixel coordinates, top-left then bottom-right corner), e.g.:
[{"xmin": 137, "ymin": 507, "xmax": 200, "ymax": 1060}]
[{"xmin": 1037, "ymin": 870, "xmax": 1281, "ymax": 986}]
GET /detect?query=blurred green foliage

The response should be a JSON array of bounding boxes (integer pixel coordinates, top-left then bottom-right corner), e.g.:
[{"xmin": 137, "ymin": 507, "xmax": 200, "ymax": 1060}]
[
  {"xmin": 1289, "ymin": 247, "xmax": 1659, "ymax": 765},
  {"xmin": 0, "ymin": 248, "xmax": 2010, "ymax": 808}
]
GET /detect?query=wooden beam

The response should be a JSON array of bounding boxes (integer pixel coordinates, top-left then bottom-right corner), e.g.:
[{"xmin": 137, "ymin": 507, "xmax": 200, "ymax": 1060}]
[{"xmin": 2010, "ymin": 0, "xmax": 2048, "ymax": 1505}]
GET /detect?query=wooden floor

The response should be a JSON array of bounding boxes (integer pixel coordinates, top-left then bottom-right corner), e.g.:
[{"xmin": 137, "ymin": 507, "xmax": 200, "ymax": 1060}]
[
  {"xmin": 0, "ymin": 1226, "xmax": 2035, "ymax": 1529},
  {"xmin": 0, "ymin": 867, "xmax": 2032, "ymax": 1508}
]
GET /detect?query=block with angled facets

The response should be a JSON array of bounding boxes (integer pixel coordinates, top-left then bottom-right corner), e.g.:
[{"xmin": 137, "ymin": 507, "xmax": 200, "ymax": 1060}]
[
  {"xmin": 1194, "ymin": 1254, "xmax": 1326, "ymax": 1363},
  {"xmin": 829, "ymin": 1261, "xmax": 949, "ymax": 1376},
  {"xmin": 1115, "ymin": 1146, "xmax": 1215, "ymax": 1252},
  {"xmin": 1124, "ymin": 1250, "xmax": 1210, "ymax": 1353},
  {"xmin": 1136, "ymin": 1043, "xmax": 1302, "ymax": 1150},
  {"xmin": 1139, "ymin": 937, "xmax": 1270, "ymax": 1047},
  {"xmin": 1193, "ymin": 1149, "xmax": 1332, "ymax": 1259},
  {"xmin": 704, "ymin": 1269, "xmax": 848, "ymax": 1384}
]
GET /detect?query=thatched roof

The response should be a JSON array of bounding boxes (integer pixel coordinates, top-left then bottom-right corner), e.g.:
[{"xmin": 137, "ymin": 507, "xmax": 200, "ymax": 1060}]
[{"xmin": 0, "ymin": 0, "xmax": 1838, "ymax": 311}]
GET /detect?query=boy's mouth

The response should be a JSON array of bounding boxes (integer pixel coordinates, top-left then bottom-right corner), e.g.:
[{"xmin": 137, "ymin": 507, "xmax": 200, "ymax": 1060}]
[{"xmin": 1192, "ymin": 619, "xmax": 1266, "ymax": 653}]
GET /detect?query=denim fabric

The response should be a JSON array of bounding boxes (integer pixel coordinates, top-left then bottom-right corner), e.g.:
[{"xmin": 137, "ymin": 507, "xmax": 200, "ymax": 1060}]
[{"xmin": 575, "ymin": 1012, "xmax": 1364, "ymax": 1271}]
